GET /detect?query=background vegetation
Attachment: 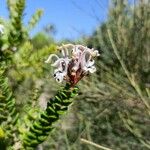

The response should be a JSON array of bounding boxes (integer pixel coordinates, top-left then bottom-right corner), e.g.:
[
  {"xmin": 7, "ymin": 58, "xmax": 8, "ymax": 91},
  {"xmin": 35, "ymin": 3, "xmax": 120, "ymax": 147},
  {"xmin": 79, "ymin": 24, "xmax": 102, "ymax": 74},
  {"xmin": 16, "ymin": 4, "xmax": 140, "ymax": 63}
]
[{"xmin": 0, "ymin": 0, "xmax": 149, "ymax": 149}]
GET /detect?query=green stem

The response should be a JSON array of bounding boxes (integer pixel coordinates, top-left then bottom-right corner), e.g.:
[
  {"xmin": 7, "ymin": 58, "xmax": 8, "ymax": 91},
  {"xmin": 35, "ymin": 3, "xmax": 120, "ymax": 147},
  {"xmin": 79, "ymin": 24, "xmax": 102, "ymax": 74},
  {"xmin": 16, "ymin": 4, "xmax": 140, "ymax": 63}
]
[{"xmin": 22, "ymin": 83, "xmax": 79, "ymax": 149}]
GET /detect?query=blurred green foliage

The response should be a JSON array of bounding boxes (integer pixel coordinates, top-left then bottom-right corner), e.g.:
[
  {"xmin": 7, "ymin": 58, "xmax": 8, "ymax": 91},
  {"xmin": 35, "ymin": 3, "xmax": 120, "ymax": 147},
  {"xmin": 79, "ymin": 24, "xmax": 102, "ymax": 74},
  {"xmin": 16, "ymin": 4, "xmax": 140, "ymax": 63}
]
[{"xmin": 81, "ymin": 0, "xmax": 150, "ymax": 149}]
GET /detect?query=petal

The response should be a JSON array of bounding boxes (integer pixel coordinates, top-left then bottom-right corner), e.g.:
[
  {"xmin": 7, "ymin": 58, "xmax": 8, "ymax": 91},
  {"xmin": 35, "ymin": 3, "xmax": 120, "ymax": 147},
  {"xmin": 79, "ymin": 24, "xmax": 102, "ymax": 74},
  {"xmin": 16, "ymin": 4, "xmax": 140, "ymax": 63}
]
[
  {"xmin": 55, "ymin": 75, "xmax": 64, "ymax": 83},
  {"xmin": 62, "ymin": 44, "xmax": 69, "ymax": 56},
  {"xmin": 72, "ymin": 58, "xmax": 80, "ymax": 71},
  {"xmin": 51, "ymin": 58, "xmax": 63, "ymax": 67},
  {"xmin": 54, "ymin": 70, "xmax": 68, "ymax": 83},
  {"xmin": 60, "ymin": 48, "xmax": 66, "ymax": 57},
  {"xmin": 80, "ymin": 51, "xmax": 91, "ymax": 69},
  {"xmin": 85, "ymin": 52, "xmax": 91, "ymax": 62},
  {"xmin": 85, "ymin": 48, "xmax": 100, "ymax": 57},
  {"xmin": 92, "ymin": 50, "xmax": 100, "ymax": 57},
  {"xmin": 88, "ymin": 66, "xmax": 96, "ymax": 73},
  {"xmin": 60, "ymin": 58, "xmax": 70, "ymax": 72},
  {"xmin": 52, "ymin": 58, "xmax": 70, "ymax": 77},
  {"xmin": 82, "ymin": 64, "xmax": 96, "ymax": 73},
  {"xmin": 53, "ymin": 71, "xmax": 64, "ymax": 83},
  {"xmin": 86, "ymin": 60, "xmax": 95, "ymax": 67},
  {"xmin": 72, "ymin": 45, "xmax": 82, "ymax": 56}
]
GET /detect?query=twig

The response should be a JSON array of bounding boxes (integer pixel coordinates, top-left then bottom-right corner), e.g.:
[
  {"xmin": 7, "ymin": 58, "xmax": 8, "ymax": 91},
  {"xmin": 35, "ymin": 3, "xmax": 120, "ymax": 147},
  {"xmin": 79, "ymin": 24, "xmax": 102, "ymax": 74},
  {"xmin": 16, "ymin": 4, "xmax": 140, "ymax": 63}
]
[
  {"xmin": 107, "ymin": 29, "xmax": 150, "ymax": 115},
  {"xmin": 80, "ymin": 138, "xmax": 112, "ymax": 150}
]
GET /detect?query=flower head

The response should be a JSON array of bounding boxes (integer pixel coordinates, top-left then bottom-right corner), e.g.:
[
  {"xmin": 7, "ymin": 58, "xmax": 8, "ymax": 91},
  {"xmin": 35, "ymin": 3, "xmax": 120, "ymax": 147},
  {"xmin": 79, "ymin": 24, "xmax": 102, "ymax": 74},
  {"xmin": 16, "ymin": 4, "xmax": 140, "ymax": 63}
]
[
  {"xmin": 45, "ymin": 44, "xmax": 100, "ymax": 86},
  {"xmin": 0, "ymin": 24, "xmax": 4, "ymax": 35}
]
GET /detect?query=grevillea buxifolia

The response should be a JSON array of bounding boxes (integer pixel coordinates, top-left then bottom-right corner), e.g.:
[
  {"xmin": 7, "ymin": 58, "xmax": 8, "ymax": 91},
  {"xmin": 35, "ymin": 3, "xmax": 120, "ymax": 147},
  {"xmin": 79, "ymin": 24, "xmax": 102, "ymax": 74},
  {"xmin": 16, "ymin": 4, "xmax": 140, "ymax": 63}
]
[{"xmin": 23, "ymin": 44, "xmax": 99, "ymax": 149}]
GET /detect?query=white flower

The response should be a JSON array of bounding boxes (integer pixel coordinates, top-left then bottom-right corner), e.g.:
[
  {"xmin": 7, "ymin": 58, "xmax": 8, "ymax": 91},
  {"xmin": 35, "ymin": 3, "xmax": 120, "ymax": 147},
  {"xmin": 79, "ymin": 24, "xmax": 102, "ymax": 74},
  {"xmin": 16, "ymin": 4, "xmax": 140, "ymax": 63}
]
[
  {"xmin": 45, "ymin": 44, "xmax": 100, "ymax": 86},
  {"xmin": 45, "ymin": 52, "xmax": 70, "ymax": 83},
  {"xmin": 0, "ymin": 24, "xmax": 4, "ymax": 35},
  {"xmin": 71, "ymin": 45, "xmax": 99, "ymax": 74},
  {"xmin": 12, "ymin": 47, "xmax": 17, "ymax": 51}
]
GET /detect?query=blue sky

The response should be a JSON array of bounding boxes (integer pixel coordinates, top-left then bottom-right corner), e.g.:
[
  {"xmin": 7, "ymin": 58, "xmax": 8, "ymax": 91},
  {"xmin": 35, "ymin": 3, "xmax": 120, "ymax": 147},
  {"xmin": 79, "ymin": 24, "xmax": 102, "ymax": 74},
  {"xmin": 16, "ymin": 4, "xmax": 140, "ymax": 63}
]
[{"xmin": 0, "ymin": 0, "xmax": 109, "ymax": 40}]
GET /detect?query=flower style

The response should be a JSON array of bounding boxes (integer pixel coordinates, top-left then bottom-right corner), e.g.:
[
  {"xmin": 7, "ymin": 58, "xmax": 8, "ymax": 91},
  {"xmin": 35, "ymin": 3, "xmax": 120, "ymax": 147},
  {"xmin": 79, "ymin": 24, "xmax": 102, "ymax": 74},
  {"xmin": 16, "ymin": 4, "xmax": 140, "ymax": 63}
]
[
  {"xmin": 45, "ymin": 44, "xmax": 100, "ymax": 86},
  {"xmin": 0, "ymin": 24, "xmax": 4, "ymax": 35}
]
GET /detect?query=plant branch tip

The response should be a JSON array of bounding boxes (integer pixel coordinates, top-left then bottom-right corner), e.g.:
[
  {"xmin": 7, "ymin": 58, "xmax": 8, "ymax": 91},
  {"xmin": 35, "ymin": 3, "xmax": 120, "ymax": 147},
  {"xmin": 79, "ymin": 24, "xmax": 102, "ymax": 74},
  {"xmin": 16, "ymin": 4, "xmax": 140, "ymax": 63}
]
[{"xmin": 45, "ymin": 44, "xmax": 100, "ymax": 86}]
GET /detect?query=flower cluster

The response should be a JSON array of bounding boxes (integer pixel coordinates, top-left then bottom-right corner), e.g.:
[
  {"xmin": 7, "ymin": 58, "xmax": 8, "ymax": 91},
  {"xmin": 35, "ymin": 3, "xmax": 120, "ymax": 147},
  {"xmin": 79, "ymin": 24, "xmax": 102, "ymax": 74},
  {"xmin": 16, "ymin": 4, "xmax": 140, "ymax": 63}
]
[
  {"xmin": 0, "ymin": 24, "xmax": 4, "ymax": 35},
  {"xmin": 45, "ymin": 44, "xmax": 100, "ymax": 86}
]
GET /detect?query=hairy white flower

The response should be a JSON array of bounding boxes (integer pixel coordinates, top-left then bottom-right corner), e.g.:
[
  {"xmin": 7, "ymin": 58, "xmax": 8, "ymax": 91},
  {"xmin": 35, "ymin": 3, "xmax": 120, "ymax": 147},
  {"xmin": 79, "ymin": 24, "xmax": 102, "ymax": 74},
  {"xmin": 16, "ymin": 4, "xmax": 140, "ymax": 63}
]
[
  {"xmin": 45, "ymin": 44, "xmax": 100, "ymax": 86},
  {"xmin": 0, "ymin": 24, "xmax": 4, "ymax": 35}
]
